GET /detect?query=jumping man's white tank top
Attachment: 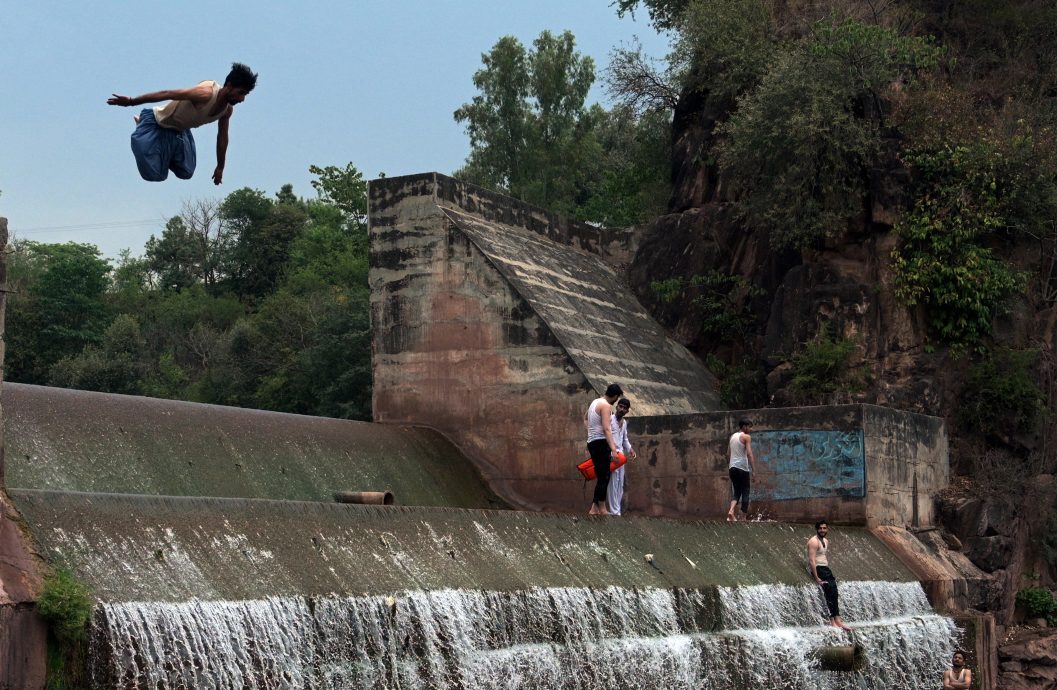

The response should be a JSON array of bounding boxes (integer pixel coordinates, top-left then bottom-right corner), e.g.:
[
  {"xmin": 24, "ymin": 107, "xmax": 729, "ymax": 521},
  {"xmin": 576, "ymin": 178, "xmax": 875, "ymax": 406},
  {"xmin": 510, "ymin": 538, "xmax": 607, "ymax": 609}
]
[
  {"xmin": 154, "ymin": 81, "xmax": 227, "ymax": 130},
  {"xmin": 586, "ymin": 398, "xmax": 608, "ymax": 443}
]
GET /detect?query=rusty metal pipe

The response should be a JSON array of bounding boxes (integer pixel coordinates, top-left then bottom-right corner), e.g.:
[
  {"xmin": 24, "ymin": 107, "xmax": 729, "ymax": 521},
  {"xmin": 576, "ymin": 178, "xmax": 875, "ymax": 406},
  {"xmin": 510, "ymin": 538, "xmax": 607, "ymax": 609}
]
[
  {"xmin": 334, "ymin": 490, "xmax": 395, "ymax": 505},
  {"xmin": 811, "ymin": 643, "xmax": 866, "ymax": 671}
]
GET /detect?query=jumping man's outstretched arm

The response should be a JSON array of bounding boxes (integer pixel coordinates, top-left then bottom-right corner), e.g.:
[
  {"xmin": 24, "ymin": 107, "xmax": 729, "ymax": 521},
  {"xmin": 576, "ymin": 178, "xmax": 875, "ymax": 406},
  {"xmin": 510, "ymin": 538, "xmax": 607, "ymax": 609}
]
[
  {"xmin": 213, "ymin": 111, "xmax": 232, "ymax": 185},
  {"xmin": 107, "ymin": 83, "xmax": 214, "ymax": 108}
]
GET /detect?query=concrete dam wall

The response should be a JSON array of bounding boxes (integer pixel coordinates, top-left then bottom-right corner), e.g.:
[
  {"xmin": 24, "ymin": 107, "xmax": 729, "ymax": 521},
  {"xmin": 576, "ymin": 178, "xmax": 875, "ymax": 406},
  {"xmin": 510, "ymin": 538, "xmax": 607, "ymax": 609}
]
[
  {"xmin": 3, "ymin": 382, "xmax": 503, "ymax": 508},
  {"xmin": 11, "ymin": 490, "xmax": 955, "ymax": 689},
  {"xmin": 368, "ymin": 173, "xmax": 948, "ymax": 525}
]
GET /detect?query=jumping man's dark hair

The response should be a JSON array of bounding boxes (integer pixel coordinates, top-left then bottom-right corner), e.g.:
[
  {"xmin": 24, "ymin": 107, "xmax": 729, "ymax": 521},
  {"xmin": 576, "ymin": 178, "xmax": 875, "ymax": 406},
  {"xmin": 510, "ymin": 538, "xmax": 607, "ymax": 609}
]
[
  {"xmin": 815, "ymin": 520, "xmax": 828, "ymax": 530},
  {"xmin": 605, "ymin": 383, "xmax": 624, "ymax": 398},
  {"xmin": 225, "ymin": 62, "xmax": 258, "ymax": 91}
]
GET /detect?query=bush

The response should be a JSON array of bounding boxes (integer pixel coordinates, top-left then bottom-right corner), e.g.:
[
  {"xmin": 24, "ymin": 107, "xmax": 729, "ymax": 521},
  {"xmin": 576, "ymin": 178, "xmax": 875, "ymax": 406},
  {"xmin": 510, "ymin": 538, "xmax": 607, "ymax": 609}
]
[
  {"xmin": 789, "ymin": 322, "xmax": 863, "ymax": 404},
  {"xmin": 36, "ymin": 569, "xmax": 92, "ymax": 643},
  {"xmin": 958, "ymin": 348, "xmax": 1044, "ymax": 440},
  {"xmin": 892, "ymin": 143, "xmax": 1030, "ymax": 349},
  {"xmin": 707, "ymin": 356, "xmax": 768, "ymax": 409},
  {"xmin": 651, "ymin": 271, "xmax": 765, "ymax": 343},
  {"xmin": 717, "ymin": 19, "xmax": 940, "ymax": 248},
  {"xmin": 1016, "ymin": 587, "xmax": 1057, "ymax": 619}
]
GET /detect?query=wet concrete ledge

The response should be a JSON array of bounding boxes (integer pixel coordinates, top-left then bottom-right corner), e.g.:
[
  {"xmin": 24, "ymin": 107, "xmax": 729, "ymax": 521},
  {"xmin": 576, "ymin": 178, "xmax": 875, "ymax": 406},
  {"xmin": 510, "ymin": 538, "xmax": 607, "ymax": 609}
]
[
  {"xmin": 11, "ymin": 489, "xmax": 916, "ymax": 603},
  {"xmin": 3, "ymin": 383, "xmax": 503, "ymax": 509}
]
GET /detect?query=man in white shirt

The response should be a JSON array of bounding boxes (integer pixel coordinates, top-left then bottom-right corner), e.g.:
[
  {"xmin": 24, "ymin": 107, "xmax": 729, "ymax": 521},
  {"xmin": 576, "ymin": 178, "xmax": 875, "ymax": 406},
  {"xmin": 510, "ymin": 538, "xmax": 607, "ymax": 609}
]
[{"xmin": 607, "ymin": 398, "xmax": 638, "ymax": 515}]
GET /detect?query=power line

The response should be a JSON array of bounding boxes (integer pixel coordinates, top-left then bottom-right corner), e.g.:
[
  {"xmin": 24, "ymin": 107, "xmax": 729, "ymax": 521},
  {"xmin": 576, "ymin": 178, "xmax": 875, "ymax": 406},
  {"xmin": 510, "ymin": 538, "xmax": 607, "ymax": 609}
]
[{"xmin": 13, "ymin": 219, "xmax": 163, "ymax": 235}]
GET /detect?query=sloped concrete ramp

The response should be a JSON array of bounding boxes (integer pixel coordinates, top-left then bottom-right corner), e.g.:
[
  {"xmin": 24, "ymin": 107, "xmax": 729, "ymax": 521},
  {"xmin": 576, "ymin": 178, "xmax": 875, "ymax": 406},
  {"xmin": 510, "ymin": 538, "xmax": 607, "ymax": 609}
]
[
  {"xmin": 4, "ymin": 383, "xmax": 502, "ymax": 508},
  {"xmin": 11, "ymin": 489, "xmax": 914, "ymax": 601}
]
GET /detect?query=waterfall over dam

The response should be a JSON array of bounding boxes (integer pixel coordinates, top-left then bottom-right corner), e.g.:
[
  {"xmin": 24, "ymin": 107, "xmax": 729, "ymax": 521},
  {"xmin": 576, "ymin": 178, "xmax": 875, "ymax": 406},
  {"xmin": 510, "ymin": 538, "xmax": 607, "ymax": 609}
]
[
  {"xmin": 92, "ymin": 583, "xmax": 953, "ymax": 689},
  {"xmin": 10, "ymin": 489, "xmax": 958, "ymax": 689}
]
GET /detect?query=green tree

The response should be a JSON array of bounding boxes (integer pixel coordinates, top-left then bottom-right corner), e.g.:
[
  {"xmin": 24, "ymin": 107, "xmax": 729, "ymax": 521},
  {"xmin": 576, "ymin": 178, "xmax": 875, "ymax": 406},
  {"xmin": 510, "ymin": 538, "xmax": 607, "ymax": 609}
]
[
  {"xmin": 308, "ymin": 162, "xmax": 368, "ymax": 231},
  {"xmin": 5, "ymin": 241, "xmax": 112, "ymax": 383},
  {"xmin": 716, "ymin": 20, "xmax": 940, "ymax": 248},
  {"xmin": 221, "ymin": 185, "xmax": 308, "ymax": 301},
  {"xmin": 455, "ymin": 30, "xmax": 597, "ymax": 215},
  {"xmin": 892, "ymin": 143, "xmax": 1029, "ymax": 349},
  {"xmin": 48, "ymin": 314, "xmax": 146, "ymax": 395}
]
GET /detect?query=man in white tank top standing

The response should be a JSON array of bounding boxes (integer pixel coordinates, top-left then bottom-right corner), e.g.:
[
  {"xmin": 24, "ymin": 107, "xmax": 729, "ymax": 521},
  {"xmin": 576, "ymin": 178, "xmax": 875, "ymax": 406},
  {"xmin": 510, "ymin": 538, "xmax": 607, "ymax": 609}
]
[
  {"xmin": 727, "ymin": 418, "xmax": 755, "ymax": 521},
  {"xmin": 108, "ymin": 63, "xmax": 258, "ymax": 184},
  {"xmin": 584, "ymin": 383, "xmax": 623, "ymax": 515}
]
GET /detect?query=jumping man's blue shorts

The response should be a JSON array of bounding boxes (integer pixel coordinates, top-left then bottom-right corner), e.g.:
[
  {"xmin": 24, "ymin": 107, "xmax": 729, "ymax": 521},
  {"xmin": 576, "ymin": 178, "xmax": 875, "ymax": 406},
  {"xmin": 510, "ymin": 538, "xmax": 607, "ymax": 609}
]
[{"xmin": 130, "ymin": 108, "xmax": 196, "ymax": 181}]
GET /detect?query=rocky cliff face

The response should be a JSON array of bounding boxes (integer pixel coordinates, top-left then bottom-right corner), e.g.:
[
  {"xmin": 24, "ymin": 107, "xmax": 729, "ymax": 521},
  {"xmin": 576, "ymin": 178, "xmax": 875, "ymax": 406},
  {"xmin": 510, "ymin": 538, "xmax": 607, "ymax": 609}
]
[{"xmin": 625, "ymin": 88, "xmax": 1055, "ymax": 629}]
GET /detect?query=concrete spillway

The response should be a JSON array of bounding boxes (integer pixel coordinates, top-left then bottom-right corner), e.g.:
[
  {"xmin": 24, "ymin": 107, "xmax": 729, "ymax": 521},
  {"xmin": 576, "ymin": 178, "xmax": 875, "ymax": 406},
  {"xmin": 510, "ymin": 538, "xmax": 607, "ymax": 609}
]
[
  {"xmin": 8, "ymin": 490, "xmax": 955, "ymax": 689},
  {"xmin": 3, "ymin": 382, "xmax": 503, "ymax": 508}
]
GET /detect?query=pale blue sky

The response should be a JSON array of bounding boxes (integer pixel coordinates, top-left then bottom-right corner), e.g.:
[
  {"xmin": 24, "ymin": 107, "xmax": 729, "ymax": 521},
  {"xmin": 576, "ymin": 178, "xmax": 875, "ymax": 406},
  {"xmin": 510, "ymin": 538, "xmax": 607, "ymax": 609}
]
[{"xmin": 1, "ymin": 1, "xmax": 668, "ymax": 258}]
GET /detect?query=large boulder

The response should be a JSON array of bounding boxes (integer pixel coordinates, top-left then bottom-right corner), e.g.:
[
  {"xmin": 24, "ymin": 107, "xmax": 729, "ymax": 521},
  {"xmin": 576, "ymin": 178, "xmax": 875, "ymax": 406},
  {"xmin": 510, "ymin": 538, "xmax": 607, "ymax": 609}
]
[{"xmin": 999, "ymin": 629, "xmax": 1057, "ymax": 689}]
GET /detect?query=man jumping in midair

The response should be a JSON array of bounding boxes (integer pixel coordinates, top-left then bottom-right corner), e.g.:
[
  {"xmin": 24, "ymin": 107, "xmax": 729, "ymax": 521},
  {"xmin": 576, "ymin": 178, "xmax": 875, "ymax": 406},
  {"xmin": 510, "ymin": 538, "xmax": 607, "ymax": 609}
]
[{"xmin": 108, "ymin": 62, "xmax": 258, "ymax": 184}]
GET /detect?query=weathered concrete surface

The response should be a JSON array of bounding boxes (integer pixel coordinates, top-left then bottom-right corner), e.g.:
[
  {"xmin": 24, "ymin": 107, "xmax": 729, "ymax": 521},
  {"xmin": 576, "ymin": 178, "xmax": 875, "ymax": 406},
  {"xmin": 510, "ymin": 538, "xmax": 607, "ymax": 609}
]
[
  {"xmin": 369, "ymin": 173, "xmax": 947, "ymax": 521},
  {"xmin": 4, "ymin": 383, "xmax": 504, "ymax": 509},
  {"xmin": 446, "ymin": 206, "xmax": 718, "ymax": 414},
  {"xmin": 10, "ymin": 489, "xmax": 916, "ymax": 603},
  {"xmin": 863, "ymin": 405, "xmax": 948, "ymax": 528},
  {"xmin": 0, "ymin": 604, "xmax": 46, "ymax": 690},
  {"xmin": 873, "ymin": 526, "xmax": 995, "ymax": 614},
  {"xmin": 375, "ymin": 172, "xmax": 642, "ymax": 269},
  {"xmin": 370, "ymin": 173, "xmax": 719, "ymax": 510},
  {"xmin": 624, "ymin": 404, "xmax": 947, "ymax": 526}
]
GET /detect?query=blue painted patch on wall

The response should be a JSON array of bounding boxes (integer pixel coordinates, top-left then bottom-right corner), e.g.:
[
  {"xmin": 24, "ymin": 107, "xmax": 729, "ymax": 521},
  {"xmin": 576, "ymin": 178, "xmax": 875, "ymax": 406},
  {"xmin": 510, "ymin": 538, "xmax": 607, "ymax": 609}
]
[{"xmin": 751, "ymin": 429, "xmax": 865, "ymax": 500}]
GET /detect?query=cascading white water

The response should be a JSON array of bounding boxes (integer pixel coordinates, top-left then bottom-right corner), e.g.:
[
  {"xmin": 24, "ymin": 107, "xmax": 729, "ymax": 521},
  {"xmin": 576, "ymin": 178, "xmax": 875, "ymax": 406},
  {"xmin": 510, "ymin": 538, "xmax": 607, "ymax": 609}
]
[{"xmin": 92, "ymin": 582, "xmax": 956, "ymax": 689}]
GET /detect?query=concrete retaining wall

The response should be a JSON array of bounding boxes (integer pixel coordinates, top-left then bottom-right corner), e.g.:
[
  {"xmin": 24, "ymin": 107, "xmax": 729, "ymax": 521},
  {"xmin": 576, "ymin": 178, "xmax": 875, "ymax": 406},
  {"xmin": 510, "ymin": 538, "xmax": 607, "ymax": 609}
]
[
  {"xmin": 370, "ymin": 173, "xmax": 720, "ymax": 510},
  {"xmin": 623, "ymin": 404, "xmax": 946, "ymax": 526},
  {"xmin": 369, "ymin": 174, "xmax": 949, "ymax": 524}
]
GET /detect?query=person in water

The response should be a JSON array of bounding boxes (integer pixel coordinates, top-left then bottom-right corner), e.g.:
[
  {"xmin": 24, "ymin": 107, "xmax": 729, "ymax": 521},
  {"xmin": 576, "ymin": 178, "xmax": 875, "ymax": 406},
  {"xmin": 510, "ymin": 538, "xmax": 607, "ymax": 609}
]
[
  {"xmin": 108, "ymin": 62, "xmax": 258, "ymax": 184},
  {"xmin": 727, "ymin": 417, "xmax": 755, "ymax": 521},
  {"xmin": 807, "ymin": 520, "xmax": 851, "ymax": 631},
  {"xmin": 584, "ymin": 383, "xmax": 623, "ymax": 515},
  {"xmin": 943, "ymin": 651, "xmax": 972, "ymax": 689}
]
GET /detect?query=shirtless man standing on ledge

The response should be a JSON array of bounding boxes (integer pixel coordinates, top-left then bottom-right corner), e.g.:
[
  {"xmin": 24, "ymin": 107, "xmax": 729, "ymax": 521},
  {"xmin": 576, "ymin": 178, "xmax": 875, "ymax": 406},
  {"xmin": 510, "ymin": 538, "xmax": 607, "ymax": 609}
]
[{"xmin": 807, "ymin": 520, "xmax": 852, "ymax": 631}]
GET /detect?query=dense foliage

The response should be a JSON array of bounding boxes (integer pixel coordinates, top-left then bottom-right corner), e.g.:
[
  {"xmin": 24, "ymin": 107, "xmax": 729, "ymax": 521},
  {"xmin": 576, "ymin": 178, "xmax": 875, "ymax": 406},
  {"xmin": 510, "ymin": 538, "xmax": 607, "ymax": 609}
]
[
  {"xmin": 789, "ymin": 323, "xmax": 863, "ymax": 405},
  {"xmin": 958, "ymin": 348, "xmax": 1045, "ymax": 440},
  {"xmin": 6, "ymin": 163, "xmax": 373, "ymax": 420},
  {"xmin": 892, "ymin": 144, "xmax": 1032, "ymax": 349},
  {"xmin": 454, "ymin": 30, "xmax": 670, "ymax": 226},
  {"xmin": 717, "ymin": 20, "xmax": 939, "ymax": 248}
]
